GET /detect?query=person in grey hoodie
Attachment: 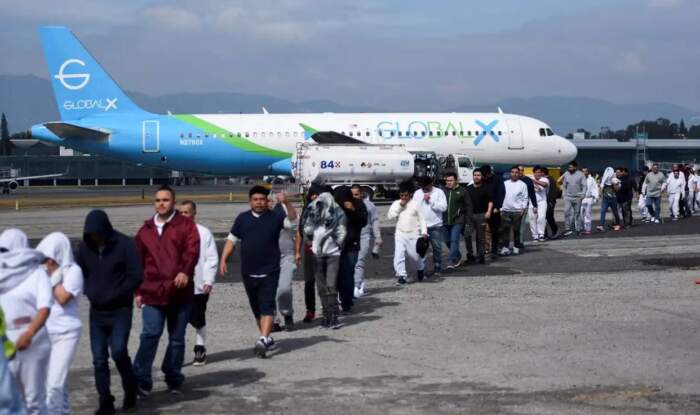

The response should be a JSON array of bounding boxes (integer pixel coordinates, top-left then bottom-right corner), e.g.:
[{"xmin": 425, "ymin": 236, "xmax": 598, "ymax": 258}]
[
  {"xmin": 302, "ymin": 191, "xmax": 347, "ymax": 329},
  {"xmin": 558, "ymin": 161, "xmax": 586, "ymax": 236}
]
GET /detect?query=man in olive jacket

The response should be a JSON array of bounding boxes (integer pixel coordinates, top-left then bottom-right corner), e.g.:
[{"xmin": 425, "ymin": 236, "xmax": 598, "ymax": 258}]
[{"xmin": 443, "ymin": 172, "xmax": 473, "ymax": 269}]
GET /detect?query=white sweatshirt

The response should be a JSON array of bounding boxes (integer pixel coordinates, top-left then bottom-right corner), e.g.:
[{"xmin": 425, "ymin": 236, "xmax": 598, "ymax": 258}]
[
  {"xmin": 501, "ymin": 180, "xmax": 529, "ymax": 212},
  {"xmin": 194, "ymin": 223, "xmax": 218, "ymax": 294},
  {"xmin": 412, "ymin": 187, "xmax": 447, "ymax": 227},
  {"xmin": 583, "ymin": 176, "xmax": 600, "ymax": 201},
  {"xmin": 665, "ymin": 174, "xmax": 686, "ymax": 196},
  {"xmin": 388, "ymin": 199, "xmax": 428, "ymax": 238}
]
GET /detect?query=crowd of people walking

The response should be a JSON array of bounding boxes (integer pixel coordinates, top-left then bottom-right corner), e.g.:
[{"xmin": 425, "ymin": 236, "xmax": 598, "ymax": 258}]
[{"xmin": 0, "ymin": 160, "xmax": 694, "ymax": 414}]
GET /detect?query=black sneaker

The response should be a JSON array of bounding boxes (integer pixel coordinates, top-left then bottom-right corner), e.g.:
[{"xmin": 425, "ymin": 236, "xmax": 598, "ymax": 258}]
[
  {"xmin": 123, "ymin": 388, "xmax": 137, "ymax": 413},
  {"xmin": 395, "ymin": 277, "xmax": 407, "ymax": 286},
  {"xmin": 330, "ymin": 315, "xmax": 344, "ymax": 330},
  {"xmin": 466, "ymin": 255, "xmax": 476, "ymax": 263},
  {"xmin": 284, "ymin": 316, "xmax": 295, "ymax": 332},
  {"xmin": 254, "ymin": 338, "xmax": 267, "ymax": 358},
  {"xmin": 271, "ymin": 322, "xmax": 283, "ymax": 333},
  {"xmin": 417, "ymin": 270, "xmax": 425, "ymax": 281},
  {"xmin": 478, "ymin": 256, "xmax": 485, "ymax": 264},
  {"xmin": 193, "ymin": 345, "xmax": 207, "ymax": 366},
  {"xmin": 95, "ymin": 396, "xmax": 116, "ymax": 415}
]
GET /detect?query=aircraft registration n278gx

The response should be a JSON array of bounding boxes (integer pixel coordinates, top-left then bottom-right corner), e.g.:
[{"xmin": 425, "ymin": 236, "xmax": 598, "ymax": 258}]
[{"xmin": 31, "ymin": 26, "xmax": 577, "ymax": 176}]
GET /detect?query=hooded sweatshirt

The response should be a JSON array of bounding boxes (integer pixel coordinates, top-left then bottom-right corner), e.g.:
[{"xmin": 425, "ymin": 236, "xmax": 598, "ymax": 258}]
[
  {"xmin": 36, "ymin": 232, "xmax": 84, "ymax": 335},
  {"xmin": 76, "ymin": 210, "xmax": 144, "ymax": 311},
  {"xmin": 335, "ymin": 187, "xmax": 368, "ymax": 252},
  {"xmin": 0, "ymin": 229, "xmax": 52, "ymax": 345},
  {"xmin": 303, "ymin": 192, "xmax": 347, "ymax": 256}
]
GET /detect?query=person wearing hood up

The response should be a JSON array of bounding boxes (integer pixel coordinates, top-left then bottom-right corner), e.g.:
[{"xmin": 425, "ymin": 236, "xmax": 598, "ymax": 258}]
[
  {"xmin": 597, "ymin": 167, "xmax": 621, "ymax": 232},
  {"xmin": 36, "ymin": 232, "xmax": 84, "ymax": 415},
  {"xmin": 76, "ymin": 210, "xmax": 143, "ymax": 414},
  {"xmin": 580, "ymin": 168, "xmax": 599, "ymax": 234},
  {"xmin": 294, "ymin": 184, "xmax": 325, "ymax": 323},
  {"xmin": 303, "ymin": 189, "xmax": 347, "ymax": 329},
  {"xmin": 0, "ymin": 228, "xmax": 52, "ymax": 415}
]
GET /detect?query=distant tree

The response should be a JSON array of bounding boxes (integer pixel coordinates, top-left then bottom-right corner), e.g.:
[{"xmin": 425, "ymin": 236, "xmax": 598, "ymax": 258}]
[
  {"xmin": 688, "ymin": 125, "xmax": 700, "ymax": 139},
  {"xmin": 0, "ymin": 113, "xmax": 10, "ymax": 156},
  {"xmin": 679, "ymin": 119, "xmax": 687, "ymax": 135}
]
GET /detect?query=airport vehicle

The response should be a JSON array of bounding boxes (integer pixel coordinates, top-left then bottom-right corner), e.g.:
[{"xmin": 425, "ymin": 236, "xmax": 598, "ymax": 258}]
[
  {"xmin": 30, "ymin": 27, "xmax": 577, "ymax": 179},
  {"xmin": 292, "ymin": 143, "xmax": 475, "ymax": 198},
  {"xmin": 0, "ymin": 167, "xmax": 66, "ymax": 194}
]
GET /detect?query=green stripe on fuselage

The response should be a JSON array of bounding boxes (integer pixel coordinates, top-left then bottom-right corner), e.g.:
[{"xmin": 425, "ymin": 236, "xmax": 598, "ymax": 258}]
[{"xmin": 173, "ymin": 114, "xmax": 292, "ymax": 159}]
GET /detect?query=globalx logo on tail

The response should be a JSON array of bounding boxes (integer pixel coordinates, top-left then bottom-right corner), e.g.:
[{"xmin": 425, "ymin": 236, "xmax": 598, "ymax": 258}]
[{"xmin": 54, "ymin": 59, "xmax": 90, "ymax": 90}]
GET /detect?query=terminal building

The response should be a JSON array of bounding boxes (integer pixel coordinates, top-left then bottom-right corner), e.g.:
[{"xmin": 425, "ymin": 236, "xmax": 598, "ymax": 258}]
[{"xmin": 572, "ymin": 136, "xmax": 700, "ymax": 173}]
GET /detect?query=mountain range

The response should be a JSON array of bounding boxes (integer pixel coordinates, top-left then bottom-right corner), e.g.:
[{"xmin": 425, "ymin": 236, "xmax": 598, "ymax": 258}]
[{"xmin": 1, "ymin": 74, "xmax": 697, "ymax": 136}]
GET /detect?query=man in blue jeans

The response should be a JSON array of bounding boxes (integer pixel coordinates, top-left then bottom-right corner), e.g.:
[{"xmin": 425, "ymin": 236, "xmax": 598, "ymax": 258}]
[
  {"xmin": 412, "ymin": 176, "xmax": 447, "ymax": 278},
  {"xmin": 442, "ymin": 172, "xmax": 472, "ymax": 268},
  {"xmin": 77, "ymin": 209, "xmax": 144, "ymax": 414},
  {"xmin": 133, "ymin": 185, "xmax": 200, "ymax": 396}
]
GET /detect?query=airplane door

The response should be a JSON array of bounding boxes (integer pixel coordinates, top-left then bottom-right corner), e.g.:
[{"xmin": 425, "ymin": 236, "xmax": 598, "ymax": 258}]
[
  {"xmin": 142, "ymin": 120, "xmax": 160, "ymax": 153},
  {"xmin": 506, "ymin": 119, "xmax": 524, "ymax": 150}
]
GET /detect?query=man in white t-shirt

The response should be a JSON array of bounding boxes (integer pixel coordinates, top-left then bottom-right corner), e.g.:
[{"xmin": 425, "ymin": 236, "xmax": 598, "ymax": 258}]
[
  {"xmin": 500, "ymin": 167, "xmax": 529, "ymax": 256},
  {"xmin": 528, "ymin": 166, "xmax": 550, "ymax": 241},
  {"xmin": 179, "ymin": 201, "xmax": 218, "ymax": 367},
  {"xmin": 37, "ymin": 232, "xmax": 84, "ymax": 415},
  {"xmin": 0, "ymin": 228, "xmax": 53, "ymax": 415}
]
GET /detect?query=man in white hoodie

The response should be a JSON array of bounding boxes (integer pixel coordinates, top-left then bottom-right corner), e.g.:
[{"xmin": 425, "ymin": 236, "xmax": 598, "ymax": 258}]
[
  {"xmin": 0, "ymin": 228, "xmax": 53, "ymax": 415},
  {"xmin": 580, "ymin": 168, "xmax": 599, "ymax": 234},
  {"xmin": 500, "ymin": 166, "xmax": 529, "ymax": 256},
  {"xmin": 388, "ymin": 181, "xmax": 428, "ymax": 286},
  {"xmin": 412, "ymin": 177, "xmax": 447, "ymax": 277},
  {"xmin": 179, "ymin": 201, "xmax": 218, "ymax": 366},
  {"xmin": 665, "ymin": 165, "xmax": 686, "ymax": 220},
  {"xmin": 36, "ymin": 232, "xmax": 84, "ymax": 415}
]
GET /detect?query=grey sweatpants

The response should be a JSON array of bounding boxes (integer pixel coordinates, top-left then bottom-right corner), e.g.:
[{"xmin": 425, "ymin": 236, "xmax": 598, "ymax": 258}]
[
  {"xmin": 353, "ymin": 234, "xmax": 371, "ymax": 289},
  {"xmin": 276, "ymin": 253, "xmax": 296, "ymax": 318},
  {"xmin": 564, "ymin": 198, "xmax": 582, "ymax": 232},
  {"xmin": 315, "ymin": 255, "xmax": 340, "ymax": 313}
]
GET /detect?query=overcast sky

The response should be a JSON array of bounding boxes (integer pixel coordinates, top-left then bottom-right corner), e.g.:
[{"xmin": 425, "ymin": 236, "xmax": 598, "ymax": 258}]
[{"xmin": 0, "ymin": 0, "xmax": 698, "ymax": 111}]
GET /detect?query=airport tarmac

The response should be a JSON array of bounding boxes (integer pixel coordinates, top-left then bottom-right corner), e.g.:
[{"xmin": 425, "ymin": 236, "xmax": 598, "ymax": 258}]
[{"xmin": 2, "ymin": 200, "xmax": 700, "ymax": 414}]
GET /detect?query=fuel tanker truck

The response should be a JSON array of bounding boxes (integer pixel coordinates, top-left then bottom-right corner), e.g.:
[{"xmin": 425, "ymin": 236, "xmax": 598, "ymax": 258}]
[{"xmin": 292, "ymin": 142, "xmax": 474, "ymax": 199}]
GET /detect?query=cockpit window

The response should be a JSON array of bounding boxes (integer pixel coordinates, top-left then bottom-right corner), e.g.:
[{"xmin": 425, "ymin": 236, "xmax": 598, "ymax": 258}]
[
  {"xmin": 539, "ymin": 128, "xmax": 546, "ymax": 137},
  {"xmin": 546, "ymin": 128, "xmax": 554, "ymax": 136},
  {"xmin": 458, "ymin": 157, "xmax": 474, "ymax": 168}
]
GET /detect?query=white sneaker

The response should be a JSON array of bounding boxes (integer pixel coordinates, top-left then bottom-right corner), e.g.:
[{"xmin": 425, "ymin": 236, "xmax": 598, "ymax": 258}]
[
  {"xmin": 499, "ymin": 247, "xmax": 511, "ymax": 256},
  {"xmin": 511, "ymin": 247, "xmax": 520, "ymax": 255},
  {"xmin": 353, "ymin": 287, "xmax": 360, "ymax": 298}
]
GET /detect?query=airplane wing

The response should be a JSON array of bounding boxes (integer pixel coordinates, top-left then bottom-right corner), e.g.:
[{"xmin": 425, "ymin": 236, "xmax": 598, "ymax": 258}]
[
  {"xmin": 310, "ymin": 131, "xmax": 366, "ymax": 145},
  {"xmin": 43, "ymin": 122, "xmax": 111, "ymax": 141},
  {"xmin": 0, "ymin": 171, "xmax": 66, "ymax": 183}
]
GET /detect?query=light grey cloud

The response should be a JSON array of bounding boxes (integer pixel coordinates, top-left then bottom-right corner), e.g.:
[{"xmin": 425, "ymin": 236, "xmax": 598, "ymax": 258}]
[{"xmin": 0, "ymin": 0, "xmax": 698, "ymax": 111}]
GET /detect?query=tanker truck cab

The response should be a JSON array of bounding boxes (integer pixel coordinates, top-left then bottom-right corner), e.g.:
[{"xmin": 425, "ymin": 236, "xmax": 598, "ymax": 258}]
[{"xmin": 440, "ymin": 154, "xmax": 475, "ymax": 185}]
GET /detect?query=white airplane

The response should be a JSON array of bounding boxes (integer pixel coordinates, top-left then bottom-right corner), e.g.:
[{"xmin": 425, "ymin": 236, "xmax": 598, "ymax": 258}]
[{"xmin": 31, "ymin": 26, "xmax": 578, "ymax": 177}]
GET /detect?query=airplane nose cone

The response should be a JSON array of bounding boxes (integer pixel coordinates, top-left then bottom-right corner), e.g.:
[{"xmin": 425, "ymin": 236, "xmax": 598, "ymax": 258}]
[{"xmin": 560, "ymin": 137, "xmax": 578, "ymax": 162}]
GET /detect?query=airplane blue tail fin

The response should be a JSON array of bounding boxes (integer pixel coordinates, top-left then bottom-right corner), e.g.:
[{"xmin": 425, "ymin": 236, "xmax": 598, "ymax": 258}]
[{"xmin": 39, "ymin": 26, "xmax": 145, "ymax": 120}]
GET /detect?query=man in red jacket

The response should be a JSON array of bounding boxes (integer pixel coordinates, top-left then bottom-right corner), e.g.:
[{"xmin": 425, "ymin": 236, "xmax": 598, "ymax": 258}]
[{"xmin": 132, "ymin": 185, "xmax": 200, "ymax": 396}]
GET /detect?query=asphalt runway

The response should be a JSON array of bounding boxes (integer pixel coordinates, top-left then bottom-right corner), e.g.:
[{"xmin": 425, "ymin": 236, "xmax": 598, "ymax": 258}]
[{"xmin": 2, "ymin": 200, "xmax": 700, "ymax": 414}]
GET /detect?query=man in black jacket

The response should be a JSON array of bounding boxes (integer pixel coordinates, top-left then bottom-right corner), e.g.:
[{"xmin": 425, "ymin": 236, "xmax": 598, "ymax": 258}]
[
  {"xmin": 543, "ymin": 167, "xmax": 560, "ymax": 238},
  {"xmin": 76, "ymin": 209, "xmax": 144, "ymax": 415},
  {"xmin": 335, "ymin": 186, "xmax": 368, "ymax": 315},
  {"xmin": 616, "ymin": 167, "xmax": 634, "ymax": 228},
  {"xmin": 482, "ymin": 165, "xmax": 505, "ymax": 259}
]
